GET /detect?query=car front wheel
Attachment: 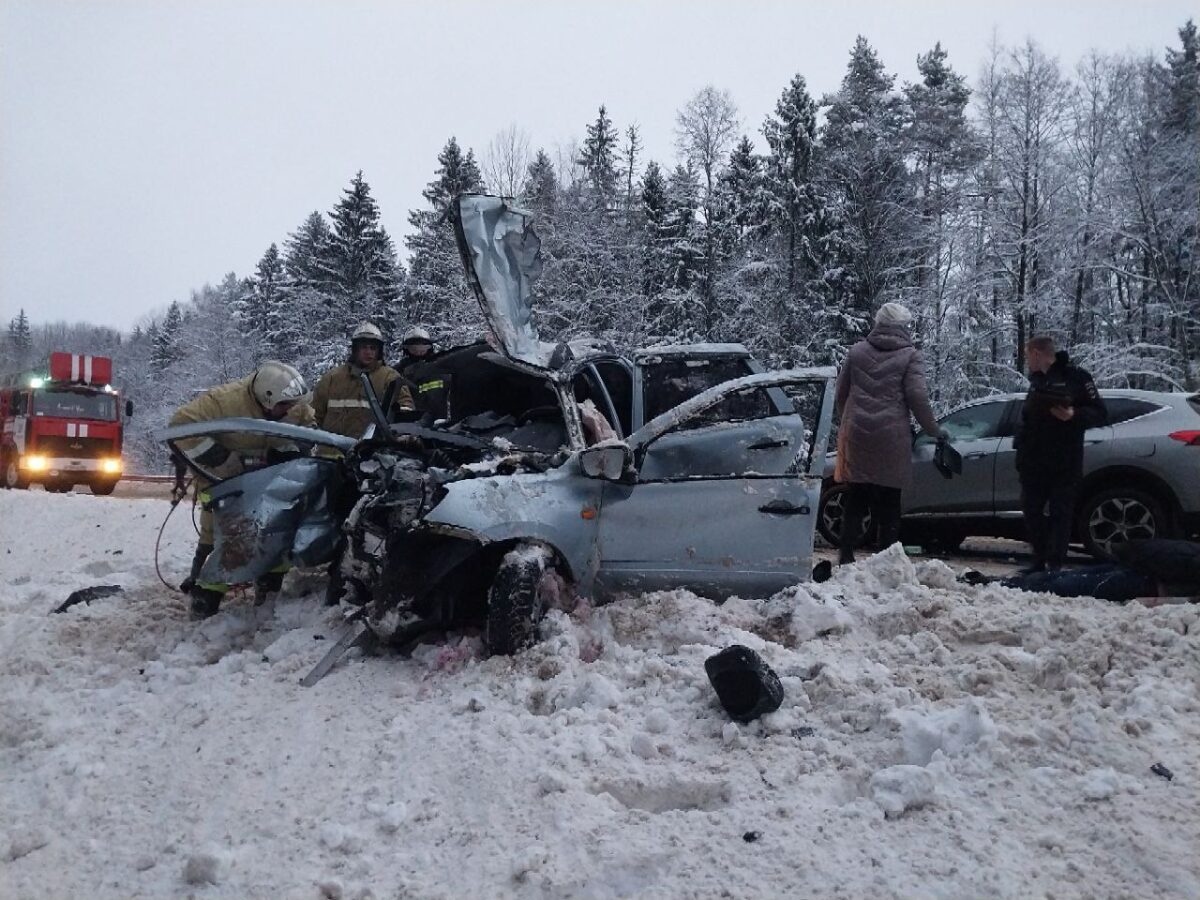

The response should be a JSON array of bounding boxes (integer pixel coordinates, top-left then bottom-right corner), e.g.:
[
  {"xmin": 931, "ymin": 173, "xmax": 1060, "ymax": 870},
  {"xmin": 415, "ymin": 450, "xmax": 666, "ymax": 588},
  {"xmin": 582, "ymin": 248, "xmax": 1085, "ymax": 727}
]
[
  {"xmin": 1078, "ymin": 487, "xmax": 1171, "ymax": 560},
  {"xmin": 485, "ymin": 544, "xmax": 556, "ymax": 656}
]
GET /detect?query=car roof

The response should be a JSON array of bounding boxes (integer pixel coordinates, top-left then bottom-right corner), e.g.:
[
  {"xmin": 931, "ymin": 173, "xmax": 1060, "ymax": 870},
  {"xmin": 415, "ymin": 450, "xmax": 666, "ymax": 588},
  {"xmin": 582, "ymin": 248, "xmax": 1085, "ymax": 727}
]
[{"xmin": 954, "ymin": 388, "xmax": 1193, "ymax": 408}]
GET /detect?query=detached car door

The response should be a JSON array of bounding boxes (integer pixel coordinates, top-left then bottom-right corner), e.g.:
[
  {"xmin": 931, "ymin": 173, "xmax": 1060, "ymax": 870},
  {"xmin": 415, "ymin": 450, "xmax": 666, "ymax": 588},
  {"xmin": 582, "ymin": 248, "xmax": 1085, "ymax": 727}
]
[
  {"xmin": 592, "ymin": 370, "xmax": 835, "ymax": 600},
  {"xmin": 158, "ymin": 418, "xmax": 356, "ymax": 583}
]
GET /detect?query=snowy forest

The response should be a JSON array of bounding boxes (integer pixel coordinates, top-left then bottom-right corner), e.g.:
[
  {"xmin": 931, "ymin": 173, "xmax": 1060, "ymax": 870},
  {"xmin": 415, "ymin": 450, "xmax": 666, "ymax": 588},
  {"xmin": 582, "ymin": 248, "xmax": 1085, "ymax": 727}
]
[{"xmin": 3, "ymin": 25, "xmax": 1198, "ymax": 470}]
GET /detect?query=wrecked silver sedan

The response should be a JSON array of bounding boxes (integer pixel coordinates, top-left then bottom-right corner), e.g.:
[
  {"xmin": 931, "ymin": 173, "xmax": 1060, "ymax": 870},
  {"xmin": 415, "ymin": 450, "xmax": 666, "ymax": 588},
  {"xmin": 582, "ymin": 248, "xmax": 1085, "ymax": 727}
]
[{"xmin": 159, "ymin": 195, "xmax": 834, "ymax": 668}]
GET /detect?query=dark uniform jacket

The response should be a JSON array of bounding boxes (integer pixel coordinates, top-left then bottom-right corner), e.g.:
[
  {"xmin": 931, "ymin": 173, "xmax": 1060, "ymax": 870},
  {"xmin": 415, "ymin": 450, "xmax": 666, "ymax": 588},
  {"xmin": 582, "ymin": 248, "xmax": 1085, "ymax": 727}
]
[{"xmin": 1014, "ymin": 351, "xmax": 1107, "ymax": 479}]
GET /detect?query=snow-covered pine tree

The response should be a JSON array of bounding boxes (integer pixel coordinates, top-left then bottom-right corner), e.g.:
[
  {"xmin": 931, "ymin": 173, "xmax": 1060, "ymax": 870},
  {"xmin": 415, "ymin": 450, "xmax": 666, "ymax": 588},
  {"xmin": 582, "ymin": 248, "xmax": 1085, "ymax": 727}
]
[
  {"xmin": 5, "ymin": 308, "xmax": 33, "ymax": 370},
  {"xmin": 404, "ymin": 138, "xmax": 486, "ymax": 346},
  {"xmin": 821, "ymin": 37, "xmax": 918, "ymax": 331},
  {"xmin": 247, "ymin": 243, "xmax": 304, "ymax": 361},
  {"xmin": 576, "ymin": 105, "xmax": 620, "ymax": 206},
  {"xmin": 321, "ymin": 172, "xmax": 404, "ymax": 333},
  {"xmin": 759, "ymin": 74, "xmax": 848, "ymax": 360},
  {"xmin": 639, "ymin": 161, "xmax": 671, "ymax": 299},
  {"xmin": 279, "ymin": 211, "xmax": 337, "ymax": 351},
  {"xmin": 762, "ymin": 75, "xmax": 822, "ymax": 292},
  {"xmin": 522, "ymin": 149, "xmax": 559, "ymax": 215},
  {"xmin": 151, "ymin": 301, "xmax": 184, "ymax": 371}
]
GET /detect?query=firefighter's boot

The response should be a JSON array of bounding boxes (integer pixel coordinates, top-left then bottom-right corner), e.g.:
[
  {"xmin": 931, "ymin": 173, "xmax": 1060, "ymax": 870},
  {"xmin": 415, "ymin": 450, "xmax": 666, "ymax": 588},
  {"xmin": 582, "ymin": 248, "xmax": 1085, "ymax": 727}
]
[
  {"xmin": 188, "ymin": 586, "xmax": 224, "ymax": 619},
  {"xmin": 180, "ymin": 543, "xmax": 214, "ymax": 594},
  {"xmin": 253, "ymin": 568, "xmax": 286, "ymax": 606}
]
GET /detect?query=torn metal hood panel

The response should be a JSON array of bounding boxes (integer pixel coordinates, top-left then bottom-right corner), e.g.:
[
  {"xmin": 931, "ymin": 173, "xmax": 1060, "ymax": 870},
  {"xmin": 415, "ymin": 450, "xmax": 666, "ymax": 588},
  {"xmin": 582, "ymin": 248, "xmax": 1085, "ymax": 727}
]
[{"xmin": 452, "ymin": 193, "xmax": 560, "ymax": 370}]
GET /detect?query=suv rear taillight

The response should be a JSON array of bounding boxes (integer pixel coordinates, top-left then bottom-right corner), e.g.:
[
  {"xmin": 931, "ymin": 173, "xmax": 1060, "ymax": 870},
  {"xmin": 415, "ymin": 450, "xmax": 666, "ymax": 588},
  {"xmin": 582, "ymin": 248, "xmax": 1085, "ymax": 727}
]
[{"xmin": 1168, "ymin": 430, "xmax": 1200, "ymax": 446}]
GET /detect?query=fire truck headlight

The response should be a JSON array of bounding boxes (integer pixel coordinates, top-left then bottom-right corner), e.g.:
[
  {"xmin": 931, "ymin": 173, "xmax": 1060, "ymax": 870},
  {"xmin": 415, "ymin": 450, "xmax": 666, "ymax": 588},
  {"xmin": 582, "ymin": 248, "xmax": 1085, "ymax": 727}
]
[
  {"xmin": 101, "ymin": 458, "xmax": 122, "ymax": 475},
  {"xmin": 22, "ymin": 455, "xmax": 48, "ymax": 472}
]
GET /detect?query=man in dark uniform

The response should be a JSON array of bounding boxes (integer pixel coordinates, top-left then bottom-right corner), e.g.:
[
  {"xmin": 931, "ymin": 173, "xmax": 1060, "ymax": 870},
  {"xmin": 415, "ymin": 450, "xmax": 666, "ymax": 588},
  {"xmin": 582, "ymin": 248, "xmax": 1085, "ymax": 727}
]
[{"xmin": 1013, "ymin": 336, "xmax": 1108, "ymax": 572}]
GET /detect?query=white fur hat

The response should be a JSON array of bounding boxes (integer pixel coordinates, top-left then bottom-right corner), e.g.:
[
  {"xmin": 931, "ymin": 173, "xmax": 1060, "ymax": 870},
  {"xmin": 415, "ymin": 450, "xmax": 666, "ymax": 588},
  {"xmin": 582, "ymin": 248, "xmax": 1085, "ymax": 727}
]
[{"xmin": 875, "ymin": 302, "xmax": 913, "ymax": 326}]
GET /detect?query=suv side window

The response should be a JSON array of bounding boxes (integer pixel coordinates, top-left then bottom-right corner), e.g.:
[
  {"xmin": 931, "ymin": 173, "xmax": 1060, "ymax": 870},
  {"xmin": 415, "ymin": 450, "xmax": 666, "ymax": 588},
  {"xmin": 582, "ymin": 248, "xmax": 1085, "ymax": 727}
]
[
  {"xmin": 917, "ymin": 401, "xmax": 1008, "ymax": 445},
  {"xmin": 1104, "ymin": 398, "xmax": 1161, "ymax": 425}
]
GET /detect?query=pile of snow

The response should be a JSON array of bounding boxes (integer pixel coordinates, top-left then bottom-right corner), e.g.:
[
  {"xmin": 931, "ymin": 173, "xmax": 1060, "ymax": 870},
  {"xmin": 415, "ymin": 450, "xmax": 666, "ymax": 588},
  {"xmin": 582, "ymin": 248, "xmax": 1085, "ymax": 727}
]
[{"xmin": 2, "ymin": 493, "xmax": 1198, "ymax": 898}]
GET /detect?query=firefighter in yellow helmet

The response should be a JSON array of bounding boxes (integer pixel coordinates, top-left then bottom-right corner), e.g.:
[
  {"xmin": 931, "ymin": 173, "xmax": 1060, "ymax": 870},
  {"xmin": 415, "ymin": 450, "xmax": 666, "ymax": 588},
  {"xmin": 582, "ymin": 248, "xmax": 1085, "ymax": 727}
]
[
  {"xmin": 312, "ymin": 322, "xmax": 414, "ymax": 438},
  {"xmin": 169, "ymin": 360, "xmax": 317, "ymax": 618}
]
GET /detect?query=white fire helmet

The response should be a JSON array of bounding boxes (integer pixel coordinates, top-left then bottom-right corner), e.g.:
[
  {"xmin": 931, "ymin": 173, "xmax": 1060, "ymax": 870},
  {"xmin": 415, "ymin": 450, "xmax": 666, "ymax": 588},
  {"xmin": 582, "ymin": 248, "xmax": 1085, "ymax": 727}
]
[
  {"xmin": 351, "ymin": 322, "xmax": 385, "ymax": 345},
  {"xmin": 401, "ymin": 326, "xmax": 433, "ymax": 346},
  {"xmin": 251, "ymin": 360, "xmax": 311, "ymax": 408}
]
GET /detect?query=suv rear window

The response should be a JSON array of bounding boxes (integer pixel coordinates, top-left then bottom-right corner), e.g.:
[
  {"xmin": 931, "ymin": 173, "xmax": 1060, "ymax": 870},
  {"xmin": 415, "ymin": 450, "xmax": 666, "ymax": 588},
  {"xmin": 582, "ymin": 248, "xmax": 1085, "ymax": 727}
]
[{"xmin": 1105, "ymin": 398, "xmax": 1162, "ymax": 425}]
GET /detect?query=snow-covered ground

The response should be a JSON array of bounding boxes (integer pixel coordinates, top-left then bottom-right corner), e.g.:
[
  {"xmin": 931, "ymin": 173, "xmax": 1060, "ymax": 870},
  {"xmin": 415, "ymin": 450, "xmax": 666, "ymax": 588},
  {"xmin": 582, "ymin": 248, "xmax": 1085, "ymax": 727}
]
[{"xmin": 1, "ymin": 489, "xmax": 1198, "ymax": 899}]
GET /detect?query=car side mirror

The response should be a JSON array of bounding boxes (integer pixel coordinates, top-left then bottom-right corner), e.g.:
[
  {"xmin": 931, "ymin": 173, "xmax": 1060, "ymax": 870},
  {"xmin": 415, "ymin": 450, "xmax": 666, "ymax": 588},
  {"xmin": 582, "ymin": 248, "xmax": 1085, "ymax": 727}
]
[
  {"xmin": 125, "ymin": 400, "xmax": 134, "ymax": 417},
  {"xmin": 580, "ymin": 443, "xmax": 632, "ymax": 481}
]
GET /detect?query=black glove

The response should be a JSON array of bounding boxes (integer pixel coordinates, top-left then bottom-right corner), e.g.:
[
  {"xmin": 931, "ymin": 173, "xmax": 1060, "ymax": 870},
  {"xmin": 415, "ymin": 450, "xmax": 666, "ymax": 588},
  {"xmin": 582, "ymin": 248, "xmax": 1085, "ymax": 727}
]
[{"xmin": 171, "ymin": 458, "xmax": 189, "ymax": 504}]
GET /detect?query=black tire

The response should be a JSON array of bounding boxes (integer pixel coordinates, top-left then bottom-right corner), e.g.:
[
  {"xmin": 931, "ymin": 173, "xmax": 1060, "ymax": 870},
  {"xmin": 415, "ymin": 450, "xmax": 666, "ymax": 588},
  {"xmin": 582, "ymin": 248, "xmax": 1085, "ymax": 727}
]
[
  {"xmin": 4, "ymin": 459, "xmax": 28, "ymax": 490},
  {"xmin": 89, "ymin": 482, "xmax": 116, "ymax": 496},
  {"xmin": 485, "ymin": 545, "xmax": 551, "ymax": 656},
  {"xmin": 1077, "ymin": 486, "xmax": 1171, "ymax": 560},
  {"xmin": 817, "ymin": 483, "xmax": 870, "ymax": 549}
]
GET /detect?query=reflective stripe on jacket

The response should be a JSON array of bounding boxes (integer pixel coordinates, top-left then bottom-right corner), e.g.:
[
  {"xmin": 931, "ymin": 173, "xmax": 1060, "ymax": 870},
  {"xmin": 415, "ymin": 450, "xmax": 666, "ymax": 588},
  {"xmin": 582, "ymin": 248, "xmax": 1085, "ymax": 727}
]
[
  {"xmin": 313, "ymin": 362, "xmax": 414, "ymax": 438},
  {"xmin": 168, "ymin": 375, "xmax": 317, "ymax": 474}
]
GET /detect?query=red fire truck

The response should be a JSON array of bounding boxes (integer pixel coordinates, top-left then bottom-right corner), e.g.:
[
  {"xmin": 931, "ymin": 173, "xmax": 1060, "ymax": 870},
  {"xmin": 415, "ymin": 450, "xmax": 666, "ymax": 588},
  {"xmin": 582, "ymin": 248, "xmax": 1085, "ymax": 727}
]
[{"xmin": 0, "ymin": 352, "xmax": 133, "ymax": 495}]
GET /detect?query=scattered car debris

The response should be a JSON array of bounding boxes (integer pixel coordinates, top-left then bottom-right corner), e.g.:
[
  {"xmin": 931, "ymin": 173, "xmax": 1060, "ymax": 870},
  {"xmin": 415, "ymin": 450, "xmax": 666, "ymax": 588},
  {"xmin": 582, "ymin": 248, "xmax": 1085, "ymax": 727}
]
[
  {"xmin": 1150, "ymin": 763, "xmax": 1174, "ymax": 781},
  {"xmin": 52, "ymin": 584, "xmax": 123, "ymax": 614},
  {"xmin": 705, "ymin": 644, "xmax": 784, "ymax": 723}
]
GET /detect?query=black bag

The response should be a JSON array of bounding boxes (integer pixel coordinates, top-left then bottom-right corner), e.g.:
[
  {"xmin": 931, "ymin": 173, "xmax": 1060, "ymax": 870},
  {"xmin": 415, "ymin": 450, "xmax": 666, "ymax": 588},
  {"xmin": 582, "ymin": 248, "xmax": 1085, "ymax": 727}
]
[
  {"xmin": 933, "ymin": 439, "xmax": 963, "ymax": 479},
  {"xmin": 705, "ymin": 645, "xmax": 784, "ymax": 723}
]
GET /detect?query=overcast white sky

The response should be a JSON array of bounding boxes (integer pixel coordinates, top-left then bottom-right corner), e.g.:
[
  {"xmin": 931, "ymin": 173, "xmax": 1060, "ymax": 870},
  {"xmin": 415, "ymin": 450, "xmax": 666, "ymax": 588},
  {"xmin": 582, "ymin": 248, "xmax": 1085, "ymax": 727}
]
[{"xmin": 1, "ymin": 0, "xmax": 1195, "ymax": 331}]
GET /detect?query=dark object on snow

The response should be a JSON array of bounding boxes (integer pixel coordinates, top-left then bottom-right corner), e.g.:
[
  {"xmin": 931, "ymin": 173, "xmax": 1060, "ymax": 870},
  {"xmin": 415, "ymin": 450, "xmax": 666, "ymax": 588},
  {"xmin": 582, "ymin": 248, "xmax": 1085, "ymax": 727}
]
[
  {"xmin": 300, "ymin": 622, "xmax": 374, "ymax": 687},
  {"xmin": 791, "ymin": 726, "xmax": 816, "ymax": 739},
  {"xmin": 52, "ymin": 584, "xmax": 123, "ymax": 614},
  {"xmin": 960, "ymin": 570, "xmax": 992, "ymax": 587},
  {"xmin": 1112, "ymin": 539, "xmax": 1200, "ymax": 593},
  {"xmin": 933, "ymin": 438, "xmax": 963, "ymax": 480},
  {"xmin": 988, "ymin": 538, "xmax": 1200, "ymax": 602},
  {"xmin": 705, "ymin": 644, "xmax": 784, "ymax": 723},
  {"xmin": 743, "ymin": 831, "xmax": 761, "ymax": 843},
  {"xmin": 1000, "ymin": 565, "xmax": 1155, "ymax": 602},
  {"xmin": 1150, "ymin": 763, "xmax": 1174, "ymax": 781},
  {"xmin": 812, "ymin": 560, "xmax": 833, "ymax": 583}
]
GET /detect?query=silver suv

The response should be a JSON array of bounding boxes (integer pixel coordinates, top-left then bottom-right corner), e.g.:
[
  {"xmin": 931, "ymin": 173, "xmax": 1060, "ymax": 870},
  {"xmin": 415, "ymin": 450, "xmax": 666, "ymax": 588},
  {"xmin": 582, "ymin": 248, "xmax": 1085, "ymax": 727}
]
[{"xmin": 819, "ymin": 390, "xmax": 1200, "ymax": 558}]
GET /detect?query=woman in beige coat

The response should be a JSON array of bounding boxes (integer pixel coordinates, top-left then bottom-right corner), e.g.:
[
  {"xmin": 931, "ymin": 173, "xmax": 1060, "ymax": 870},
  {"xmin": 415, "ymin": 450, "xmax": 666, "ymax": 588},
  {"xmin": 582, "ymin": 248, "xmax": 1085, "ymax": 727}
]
[{"xmin": 834, "ymin": 303, "xmax": 945, "ymax": 564}]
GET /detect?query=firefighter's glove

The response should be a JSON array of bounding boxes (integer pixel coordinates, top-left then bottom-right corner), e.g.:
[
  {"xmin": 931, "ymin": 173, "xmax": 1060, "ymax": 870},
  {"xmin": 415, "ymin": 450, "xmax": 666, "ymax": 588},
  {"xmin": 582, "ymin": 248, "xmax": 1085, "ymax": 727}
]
[{"xmin": 171, "ymin": 480, "xmax": 189, "ymax": 505}]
